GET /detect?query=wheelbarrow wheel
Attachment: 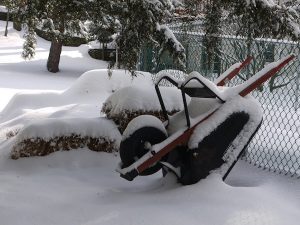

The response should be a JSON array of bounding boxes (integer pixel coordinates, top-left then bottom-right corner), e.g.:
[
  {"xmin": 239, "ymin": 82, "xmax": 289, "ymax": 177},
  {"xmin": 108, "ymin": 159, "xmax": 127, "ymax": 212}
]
[{"xmin": 120, "ymin": 115, "xmax": 168, "ymax": 176}]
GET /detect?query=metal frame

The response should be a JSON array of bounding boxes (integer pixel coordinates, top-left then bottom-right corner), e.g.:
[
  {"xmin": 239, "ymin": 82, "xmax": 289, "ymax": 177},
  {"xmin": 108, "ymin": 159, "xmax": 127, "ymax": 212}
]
[
  {"xmin": 155, "ymin": 75, "xmax": 225, "ymax": 128},
  {"xmin": 154, "ymin": 56, "xmax": 253, "ymax": 127}
]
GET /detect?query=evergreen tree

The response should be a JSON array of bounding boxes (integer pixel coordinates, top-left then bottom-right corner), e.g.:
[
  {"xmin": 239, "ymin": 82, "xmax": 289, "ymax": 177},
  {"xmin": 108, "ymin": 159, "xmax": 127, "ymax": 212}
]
[
  {"xmin": 180, "ymin": 0, "xmax": 300, "ymax": 71},
  {"xmin": 3, "ymin": 0, "xmax": 19, "ymax": 36},
  {"xmin": 20, "ymin": 0, "xmax": 300, "ymax": 74},
  {"xmin": 89, "ymin": 0, "xmax": 185, "ymax": 73},
  {"xmin": 22, "ymin": 0, "xmax": 90, "ymax": 72},
  {"xmin": 22, "ymin": 0, "xmax": 185, "ymax": 74},
  {"xmin": 203, "ymin": 0, "xmax": 300, "ymax": 40},
  {"xmin": 90, "ymin": 16, "xmax": 117, "ymax": 50},
  {"xmin": 179, "ymin": 0, "xmax": 300, "ymax": 43},
  {"xmin": 202, "ymin": 0, "xmax": 222, "ymax": 66},
  {"xmin": 87, "ymin": 1, "xmax": 119, "ymax": 67},
  {"xmin": 116, "ymin": 0, "xmax": 185, "ymax": 72}
]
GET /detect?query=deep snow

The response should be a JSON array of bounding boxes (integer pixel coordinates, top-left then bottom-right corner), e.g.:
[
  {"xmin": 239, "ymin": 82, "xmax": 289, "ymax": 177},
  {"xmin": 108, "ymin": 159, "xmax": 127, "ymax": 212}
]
[
  {"xmin": 0, "ymin": 21, "xmax": 299, "ymax": 225},
  {"xmin": 1, "ymin": 149, "xmax": 300, "ymax": 225}
]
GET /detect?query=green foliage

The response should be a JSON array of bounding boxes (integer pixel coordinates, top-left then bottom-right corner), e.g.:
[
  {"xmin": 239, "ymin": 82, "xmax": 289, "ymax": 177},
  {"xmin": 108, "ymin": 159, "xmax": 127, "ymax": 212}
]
[
  {"xmin": 35, "ymin": 28, "xmax": 88, "ymax": 46},
  {"xmin": 89, "ymin": 15, "xmax": 118, "ymax": 45},
  {"xmin": 221, "ymin": 0, "xmax": 300, "ymax": 40},
  {"xmin": 22, "ymin": 0, "xmax": 90, "ymax": 59},
  {"xmin": 3, "ymin": 0, "xmax": 19, "ymax": 36},
  {"xmin": 22, "ymin": 26, "xmax": 36, "ymax": 59},
  {"xmin": 180, "ymin": 0, "xmax": 300, "ymax": 86},
  {"xmin": 202, "ymin": 0, "xmax": 222, "ymax": 66},
  {"xmin": 110, "ymin": 0, "xmax": 185, "ymax": 72},
  {"xmin": 3, "ymin": 0, "xmax": 18, "ymax": 11},
  {"xmin": 21, "ymin": 0, "xmax": 186, "ymax": 74}
]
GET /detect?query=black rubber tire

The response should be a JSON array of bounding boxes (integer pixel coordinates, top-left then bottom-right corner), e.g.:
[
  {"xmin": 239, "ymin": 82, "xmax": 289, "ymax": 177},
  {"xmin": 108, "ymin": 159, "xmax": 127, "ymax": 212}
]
[
  {"xmin": 179, "ymin": 112, "xmax": 250, "ymax": 185},
  {"xmin": 120, "ymin": 126, "xmax": 167, "ymax": 176},
  {"xmin": 162, "ymin": 145, "xmax": 187, "ymax": 177}
]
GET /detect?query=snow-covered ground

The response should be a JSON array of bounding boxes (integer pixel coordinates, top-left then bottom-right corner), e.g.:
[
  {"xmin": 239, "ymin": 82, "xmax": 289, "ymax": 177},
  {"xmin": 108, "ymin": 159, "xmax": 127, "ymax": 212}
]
[
  {"xmin": 0, "ymin": 21, "xmax": 300, "ymax": 225},
  {"xmin": 0, "ymin": 21, "xmax": 107, "ymax": 111}
]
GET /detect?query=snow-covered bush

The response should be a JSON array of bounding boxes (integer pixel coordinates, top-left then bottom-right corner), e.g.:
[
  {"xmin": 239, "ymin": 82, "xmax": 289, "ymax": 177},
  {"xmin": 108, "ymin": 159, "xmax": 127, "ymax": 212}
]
[
  {"xmin": 11, "ymin": 118, "xmax": 121, "ymax": 159},
  {"xmin": 0, "ymin": 69, "xmax": 154, "ymax": 159},
  {"xmin": 102, "ymin": 85, "xmax": 186, "ymax": 132}
]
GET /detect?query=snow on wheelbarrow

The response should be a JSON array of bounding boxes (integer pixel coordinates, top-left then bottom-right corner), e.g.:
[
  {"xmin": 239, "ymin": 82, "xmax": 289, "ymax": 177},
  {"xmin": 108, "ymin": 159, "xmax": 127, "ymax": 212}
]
[{"xmin": 116, "ymin": 55, "xmax": 295, "ymax": 185}]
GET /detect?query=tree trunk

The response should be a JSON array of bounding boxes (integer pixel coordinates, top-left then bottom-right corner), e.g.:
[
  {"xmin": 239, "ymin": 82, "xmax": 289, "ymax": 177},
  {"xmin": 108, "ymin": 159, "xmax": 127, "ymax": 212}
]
[
  {"xmin": 4, "ymin": 9, "xmax": 10, "ymax": 37},
  {"xmin": 47, "ymin": 39, "xmax": 63, "ymax": 73},
  {"xmin": 102, "ymin": 43, "xmax": 105, "ymax": 60}
]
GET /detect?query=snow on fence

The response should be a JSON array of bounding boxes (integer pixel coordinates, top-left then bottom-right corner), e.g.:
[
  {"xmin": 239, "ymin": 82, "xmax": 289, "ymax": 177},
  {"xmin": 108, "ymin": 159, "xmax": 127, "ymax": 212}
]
[{"xmin": 139, "ymin": 32, "xmax": 300, "ymax": 178}]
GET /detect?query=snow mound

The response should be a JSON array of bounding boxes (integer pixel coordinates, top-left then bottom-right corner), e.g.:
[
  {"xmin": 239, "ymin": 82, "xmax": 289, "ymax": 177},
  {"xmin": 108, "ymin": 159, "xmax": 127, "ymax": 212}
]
[
  {"xmin": 0, "ymin": 70, "xmax": 153, "ymax": 135},
  {"xmin": 64, "ymin": 69, "xmax": 153, "ymax": 98},
  {"xmin": 0, "ymin": 6, "xmax": 7, "ymax": 13},
  {"xmin": 15, "ymin": 117, "xmax": 121, "ymax": 143},
  {"xmin": 103, "ymin": 85, "xmax": 186, "ymax": 116},
  {"xmin": 11, "ymin": 117, "xmax": 121, "ymax": 159},
  {"xmin": 0, "ymin": 69, "xmax": 153, "ymax": 157},
  {"xmin": 102, "ymin": 84, "xmax": 189, "ymax": 132},
  {"xmin": 0, "ymin": 69, "xmax": 153, "ymax": 123}
]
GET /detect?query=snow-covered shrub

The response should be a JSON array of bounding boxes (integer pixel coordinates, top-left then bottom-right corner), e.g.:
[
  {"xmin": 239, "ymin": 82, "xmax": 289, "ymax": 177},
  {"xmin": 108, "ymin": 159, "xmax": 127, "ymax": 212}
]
[
  {"xmin": 0, "ymin": 69, "xmax": 156, "ymax": 158},
  {"xmin": 11, "ymin": 118, "xmax": 121, "ymax": 159},
  {"xmin": 102, "ymin": 107, "xmax": 176, "ymax": 134},
  {"xmin": 5, "ymin": 129, "xmax": 19, "ymax": 139},
  {"xmin": 102, "ymin": 85, "xmax": 186, "ymax": 132},
  {"xmin": 11, "ymin": 135, "xmax": 117, "ymax": 159}
]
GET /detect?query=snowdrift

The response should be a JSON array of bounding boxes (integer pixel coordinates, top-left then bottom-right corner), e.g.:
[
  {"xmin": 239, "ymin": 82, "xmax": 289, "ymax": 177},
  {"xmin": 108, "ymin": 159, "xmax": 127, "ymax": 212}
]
[
  {"xmin": 0, "ymin": 69, "xmax": 153, "ymax": 123},
  {"xmin": 11, "ymin": 117, "xmax": 121, "ymax": 159},
  {"xmin": 102, "ymin": 85, "xmax": 187, "ymax": 132},
  {"xmin": 0, "ymin": 69, "xmax": 154, "ymax": 158}
]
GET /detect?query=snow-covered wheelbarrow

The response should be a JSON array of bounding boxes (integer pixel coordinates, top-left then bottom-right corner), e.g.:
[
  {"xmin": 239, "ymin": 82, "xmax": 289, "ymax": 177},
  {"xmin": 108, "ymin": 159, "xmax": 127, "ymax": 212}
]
[{"xmin": 116, "ymin": 55, "xmax": 295, "ymax": 185}]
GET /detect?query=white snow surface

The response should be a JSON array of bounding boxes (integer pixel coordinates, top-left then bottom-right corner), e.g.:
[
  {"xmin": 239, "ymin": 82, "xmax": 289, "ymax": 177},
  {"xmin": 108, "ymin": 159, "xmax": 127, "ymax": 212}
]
[
  {"xmin": 184, "ymin": 71, "xmax": 220, "ymax": 91},
  {"xmin": 15, "ymin": 117, "xmax": 121, "ymax": 144},
  {"xmin": 0, "ymin": 69, "xmax": 153, "ymax": 141},
  {"xmin": 0, "ymin": 21, "xmax": 299, "ymax": 225},
  {"xmin": 0, "ymin": 6, "xmax": 7, "ymax": 12},
  {"xmin": 103, "ymin": 85, "xmax": 185, "ymax": 116}
]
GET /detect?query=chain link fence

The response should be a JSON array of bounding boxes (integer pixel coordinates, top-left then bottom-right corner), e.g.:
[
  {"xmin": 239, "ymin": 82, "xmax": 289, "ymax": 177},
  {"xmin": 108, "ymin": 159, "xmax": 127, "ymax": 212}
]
[{"xmin": 138, "ymin": 25, "xmax": 300, "ymax": 178}]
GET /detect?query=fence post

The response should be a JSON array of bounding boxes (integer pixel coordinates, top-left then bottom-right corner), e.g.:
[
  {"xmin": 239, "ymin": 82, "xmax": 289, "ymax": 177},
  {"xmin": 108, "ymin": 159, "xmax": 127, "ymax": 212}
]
[
  {"xmin": 246, "ymin": 29, "xmax": 253, "ymax": 79},
  {"xmin": 115, "ymin": 45, "xmax": 119, "ymax": 68},
  {"xmin": 296, "ymin": 62, "xmax": 300, "ymax": 110}
]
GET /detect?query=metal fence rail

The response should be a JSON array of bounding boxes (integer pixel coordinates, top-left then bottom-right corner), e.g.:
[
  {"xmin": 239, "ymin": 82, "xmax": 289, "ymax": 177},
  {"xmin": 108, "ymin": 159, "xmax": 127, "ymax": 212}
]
[{"xmin": 139, "ymin": 31, "xmax": 300, "ymax": 178}]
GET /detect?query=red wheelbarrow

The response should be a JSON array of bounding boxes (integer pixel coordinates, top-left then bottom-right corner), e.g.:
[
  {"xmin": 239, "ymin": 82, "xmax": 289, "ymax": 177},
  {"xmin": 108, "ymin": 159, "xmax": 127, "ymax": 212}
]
[{"xmin": 117, "ymin": 54, "xmax": 295, "ymax": 185}]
